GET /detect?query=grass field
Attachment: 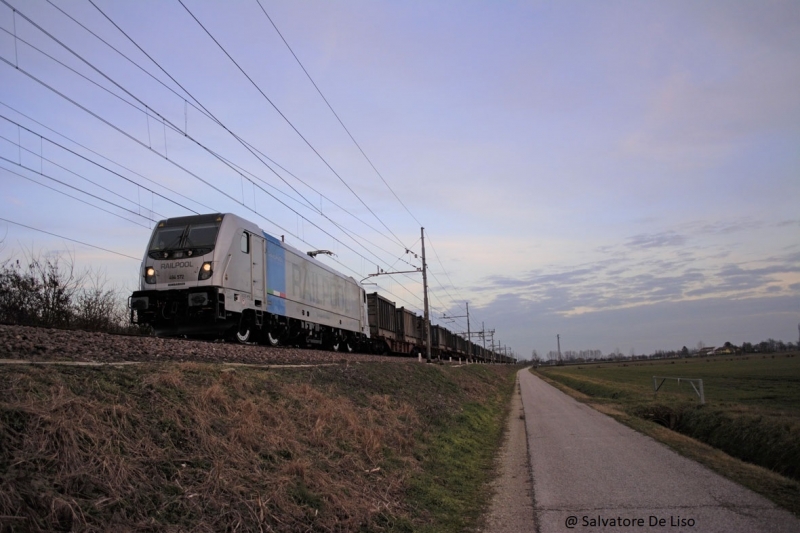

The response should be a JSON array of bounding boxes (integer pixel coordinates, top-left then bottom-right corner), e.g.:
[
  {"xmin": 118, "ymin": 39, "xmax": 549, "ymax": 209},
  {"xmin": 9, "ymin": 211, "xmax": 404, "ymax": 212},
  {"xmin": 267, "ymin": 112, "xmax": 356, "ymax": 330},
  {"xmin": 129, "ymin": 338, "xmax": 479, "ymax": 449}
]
[
  {"xmin": 540, "ymin": 353, "xmax": 800, "ymax": 415},
  {"xmin": 536, "ymin": 353, "xmax": 800, "ymax": 515}
]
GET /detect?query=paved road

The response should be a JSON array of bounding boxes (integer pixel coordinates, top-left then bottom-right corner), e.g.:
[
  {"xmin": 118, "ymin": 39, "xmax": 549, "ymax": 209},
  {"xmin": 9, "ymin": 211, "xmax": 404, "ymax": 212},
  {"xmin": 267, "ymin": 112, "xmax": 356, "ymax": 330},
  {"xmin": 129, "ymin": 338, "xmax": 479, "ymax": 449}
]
[{"xmin": 490, "ymin": 369, "xmax": 800, "ymax": 533}]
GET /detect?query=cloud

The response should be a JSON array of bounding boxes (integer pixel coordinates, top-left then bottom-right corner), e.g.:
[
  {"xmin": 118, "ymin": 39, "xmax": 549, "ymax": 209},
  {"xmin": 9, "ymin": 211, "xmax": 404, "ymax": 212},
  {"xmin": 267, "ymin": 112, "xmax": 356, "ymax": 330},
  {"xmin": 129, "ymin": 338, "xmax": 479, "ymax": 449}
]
[
  {"xmin": 627, "ymin": 231, "xmax": 686, "ymax": 249},
  {"xmin": 476, "ymin": 238, "xmax": 800, "ymax": 329},
  {"xmin": 475, "ymin": 292, "xmax": 800, "ymax": 357},
  {"xmin": 777, "ymin": 219, "xmax": 800, "ymax": 228},
  {"xmin": 692, "ymin": 219, "xmax": 763, "ymax": 236}
]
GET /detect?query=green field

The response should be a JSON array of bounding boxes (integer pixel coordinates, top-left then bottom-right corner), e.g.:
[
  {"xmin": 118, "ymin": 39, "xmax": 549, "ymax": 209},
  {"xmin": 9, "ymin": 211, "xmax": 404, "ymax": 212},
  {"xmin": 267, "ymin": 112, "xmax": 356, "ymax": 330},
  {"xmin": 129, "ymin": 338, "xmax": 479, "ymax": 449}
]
[
  {"xmin": 540, "ymin": 353, "xmax": 800, "ymax": 415},
  {"xmin": 536, "ymin": 353, "xmax": 800, "ymax": 514}
]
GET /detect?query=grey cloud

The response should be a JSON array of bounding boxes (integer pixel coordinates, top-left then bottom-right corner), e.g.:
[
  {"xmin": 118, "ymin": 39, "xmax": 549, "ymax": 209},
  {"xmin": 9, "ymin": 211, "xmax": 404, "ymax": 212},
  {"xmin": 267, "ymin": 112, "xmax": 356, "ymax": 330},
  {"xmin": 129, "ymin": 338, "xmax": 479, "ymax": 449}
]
[
  {"xmin": 627, "ymin": 232, "xmax": 686, "ymax": 249},
  {"xmin": 482, "ymin": 267, "xmax": 596, "ymax": 292},
  {"xmin": 777, "ymin": 220, "xmax": 800, "ymax": 228},
  {"xmin": 478, "ymin": 245, "xmax": 796, "ymax": 334},
  {"xmin": 685, "ymin": 261, "xmax": 800, "ymax": 297},
  {"xmin": 694, "ymin": 219, "xmax": 762, "ymax": 236},
  {"xmin": 764, "ymin": 250, "xmax": 800, "ymax": 265}
]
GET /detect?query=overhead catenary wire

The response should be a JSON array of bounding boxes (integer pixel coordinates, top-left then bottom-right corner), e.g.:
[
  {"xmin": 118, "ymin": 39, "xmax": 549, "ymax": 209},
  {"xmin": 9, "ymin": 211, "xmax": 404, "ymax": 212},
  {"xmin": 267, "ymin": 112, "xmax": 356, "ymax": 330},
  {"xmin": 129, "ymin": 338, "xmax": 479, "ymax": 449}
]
[
  {"xmin": 0, "ymin": 165, "xmax": 153, "ymax": 230},
  {"xmin": 0, "ymin": 102, "xmax": 217, "ymax": 215},
  {"xmin": 30, "ymin": 0, "xmax": 430, "ymax": 303},
  {"xmin": 1, "ymin": 68, "xmax": 414, "ymax": 303},
  {"xmin": 423, "ymin": 231, "xmax": 469, "ymax": 310},
  {"xmin": 3, "ymin": 1, "xmax": 421, "ymax": 277},
  {"xmin": 0, "ymin": 117, "xmax": 192, "ymax": 217},
  {"xmin": 0, "ymin": 217, "xmax": 141, "ymax": 261},
  {"xmin": 2, "ymin": 57, "xmax": 428, "ymax": 309},
  {"xmin": 247, "ymin": 5, "xmax": 468, "ymax": 321},
  {"xmin": 255, "ymin": 0, "xmax": 423, "ymax": 230},
  {"xmin": 57, "ymin": 0, "xmax": 409, "ymax": 260},
  {"xmin": 0, "ymin": 152, "xmax": 157, "ymax": 225},
  {"xmin": 2, "ymin": 2, "xmax": 482, "ymax": 338},
  {"xmin": 176, "ymin": 0, "xmax": 409, "ymax": 251}
]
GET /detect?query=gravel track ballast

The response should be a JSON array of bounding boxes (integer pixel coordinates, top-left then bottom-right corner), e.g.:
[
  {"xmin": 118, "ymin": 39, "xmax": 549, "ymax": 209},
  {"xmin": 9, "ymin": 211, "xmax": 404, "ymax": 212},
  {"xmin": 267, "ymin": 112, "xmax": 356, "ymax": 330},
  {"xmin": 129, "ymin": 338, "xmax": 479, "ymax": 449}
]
[{"xmin": 0, "ymin": 324, "xmax": 406, "ymax": 365}]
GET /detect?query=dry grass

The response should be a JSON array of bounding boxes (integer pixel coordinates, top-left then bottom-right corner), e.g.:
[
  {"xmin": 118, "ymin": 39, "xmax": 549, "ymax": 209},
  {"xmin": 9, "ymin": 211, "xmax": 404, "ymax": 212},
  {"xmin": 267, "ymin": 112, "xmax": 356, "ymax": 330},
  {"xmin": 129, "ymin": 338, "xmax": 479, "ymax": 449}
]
[{"xmin": 0, "ymin": 362, "xmax": 517, "ymax": 532}]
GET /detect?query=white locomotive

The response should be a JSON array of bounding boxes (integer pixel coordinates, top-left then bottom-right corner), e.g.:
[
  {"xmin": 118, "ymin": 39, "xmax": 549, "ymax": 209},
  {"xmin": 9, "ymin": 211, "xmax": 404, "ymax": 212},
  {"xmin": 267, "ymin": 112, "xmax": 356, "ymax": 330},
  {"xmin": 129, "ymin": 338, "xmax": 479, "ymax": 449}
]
[{"xmin": 130, "ymin": 213, "xmax": 370, "ymax": 351}]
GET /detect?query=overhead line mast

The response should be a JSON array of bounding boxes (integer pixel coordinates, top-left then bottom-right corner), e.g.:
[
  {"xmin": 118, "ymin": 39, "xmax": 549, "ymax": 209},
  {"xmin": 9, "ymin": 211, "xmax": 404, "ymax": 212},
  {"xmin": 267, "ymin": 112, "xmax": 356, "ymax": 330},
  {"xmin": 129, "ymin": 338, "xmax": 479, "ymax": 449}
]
[{"xmin": 421, "ymin": 228, "xmax": 431, "ymax": 363}]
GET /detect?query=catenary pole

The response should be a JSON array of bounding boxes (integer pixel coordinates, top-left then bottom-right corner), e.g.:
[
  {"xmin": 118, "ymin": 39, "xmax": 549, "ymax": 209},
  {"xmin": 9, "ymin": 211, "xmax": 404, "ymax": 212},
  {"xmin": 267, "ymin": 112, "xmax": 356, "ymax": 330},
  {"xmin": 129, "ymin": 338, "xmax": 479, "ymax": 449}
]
[
  {"xmin": 421, "ymin": 227, "xmax": 431, "ymax": 363},
  {"xmin": 465, "ymin": 301, "xmax": 471, "ymax": 362}
]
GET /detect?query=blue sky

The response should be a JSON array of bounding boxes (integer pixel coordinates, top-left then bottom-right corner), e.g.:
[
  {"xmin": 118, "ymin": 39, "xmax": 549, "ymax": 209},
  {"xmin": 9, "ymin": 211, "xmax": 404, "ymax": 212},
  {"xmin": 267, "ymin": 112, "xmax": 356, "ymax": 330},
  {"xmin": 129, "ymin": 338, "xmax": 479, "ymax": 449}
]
[{"xmin": 1, "ymin": 0, "xmax": 798, "ymax": 358}]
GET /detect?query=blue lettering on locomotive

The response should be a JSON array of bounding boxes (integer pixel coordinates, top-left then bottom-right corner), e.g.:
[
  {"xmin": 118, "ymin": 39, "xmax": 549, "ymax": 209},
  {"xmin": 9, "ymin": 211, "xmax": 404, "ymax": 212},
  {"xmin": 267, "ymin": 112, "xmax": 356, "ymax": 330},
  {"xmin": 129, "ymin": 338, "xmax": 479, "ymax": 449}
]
[{"xmin": 265, "ymin": 233, "xmax": 286, "ymax": 317}]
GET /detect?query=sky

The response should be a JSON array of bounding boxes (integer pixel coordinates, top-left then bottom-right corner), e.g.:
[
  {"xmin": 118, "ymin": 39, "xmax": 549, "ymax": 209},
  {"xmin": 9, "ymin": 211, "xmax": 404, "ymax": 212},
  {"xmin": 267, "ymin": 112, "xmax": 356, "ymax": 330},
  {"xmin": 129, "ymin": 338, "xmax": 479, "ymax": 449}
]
[{"xmin": 0, "ymin": 0, "xmax": 798, "ymax": 359}]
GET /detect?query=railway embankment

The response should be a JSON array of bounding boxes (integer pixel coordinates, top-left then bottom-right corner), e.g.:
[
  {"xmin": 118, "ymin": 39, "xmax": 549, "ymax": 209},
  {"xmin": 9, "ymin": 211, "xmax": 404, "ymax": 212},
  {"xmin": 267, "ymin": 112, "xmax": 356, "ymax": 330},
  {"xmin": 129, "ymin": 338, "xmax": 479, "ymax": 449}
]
[{"xmin": 0, "ymin": 324, "xmax": 517, "ymax": 532}]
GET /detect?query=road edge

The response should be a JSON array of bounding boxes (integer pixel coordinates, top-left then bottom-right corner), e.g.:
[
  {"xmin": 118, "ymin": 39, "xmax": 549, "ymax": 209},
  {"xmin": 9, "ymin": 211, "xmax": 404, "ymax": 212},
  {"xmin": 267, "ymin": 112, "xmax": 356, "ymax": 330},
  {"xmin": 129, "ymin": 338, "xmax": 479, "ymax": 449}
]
[{"xmin": 481, "ymin": 368, "xmax": 537, "ymax": 533}]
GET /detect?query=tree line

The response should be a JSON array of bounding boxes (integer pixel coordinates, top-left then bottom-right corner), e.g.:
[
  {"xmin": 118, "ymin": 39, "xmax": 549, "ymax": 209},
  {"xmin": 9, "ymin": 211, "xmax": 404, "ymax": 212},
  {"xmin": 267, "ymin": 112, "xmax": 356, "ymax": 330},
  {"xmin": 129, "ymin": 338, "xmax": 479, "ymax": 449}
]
[{"xmin": 532, "ymin": 338, "xmax": 799, "ymax": 364}]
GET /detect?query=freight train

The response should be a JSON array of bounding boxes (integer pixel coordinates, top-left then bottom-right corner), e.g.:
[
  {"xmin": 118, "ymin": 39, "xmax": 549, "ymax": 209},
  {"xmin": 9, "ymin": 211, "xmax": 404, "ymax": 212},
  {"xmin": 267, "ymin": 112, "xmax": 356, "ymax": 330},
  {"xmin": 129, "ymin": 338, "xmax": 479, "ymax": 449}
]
[{"xmin": 129, "ymin": 213, "xmax": 514, "ymax": 363}]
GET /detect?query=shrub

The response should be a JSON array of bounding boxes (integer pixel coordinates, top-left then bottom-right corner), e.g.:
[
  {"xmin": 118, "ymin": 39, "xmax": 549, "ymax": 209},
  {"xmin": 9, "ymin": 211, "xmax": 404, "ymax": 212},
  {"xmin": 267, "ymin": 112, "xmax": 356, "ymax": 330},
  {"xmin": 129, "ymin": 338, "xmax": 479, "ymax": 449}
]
[{"xmin": 0, "ymin": 250, "xmax": 130, "ymax": 334}]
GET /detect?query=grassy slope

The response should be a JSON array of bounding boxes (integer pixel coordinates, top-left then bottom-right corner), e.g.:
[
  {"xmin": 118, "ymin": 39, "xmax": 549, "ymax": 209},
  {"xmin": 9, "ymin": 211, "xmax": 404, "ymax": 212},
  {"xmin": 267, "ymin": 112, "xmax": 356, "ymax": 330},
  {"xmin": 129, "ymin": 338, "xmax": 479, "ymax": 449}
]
[
  {"xmin": 0, "ymin": 361, "xmax": 517, "ymax": 532},
  {"xmin": 535, "ymin": 353, "xmax": 800, "ymax": 516}
]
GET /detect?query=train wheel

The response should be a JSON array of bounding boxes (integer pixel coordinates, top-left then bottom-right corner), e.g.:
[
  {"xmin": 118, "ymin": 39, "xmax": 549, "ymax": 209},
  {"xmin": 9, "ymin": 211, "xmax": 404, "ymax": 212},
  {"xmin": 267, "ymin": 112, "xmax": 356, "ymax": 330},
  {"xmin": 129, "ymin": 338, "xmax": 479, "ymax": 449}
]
[
  {"xmin": 231, "ymin": 313, "xmax": 253, "ymax": 344},
  {"xmin": 331, "ymin": 337, "xmax": 352, "ymax": 353},
  {"xmin": 265, "ymin": 330, "xmax": 280, "ymax": 347},
  {"xmin": 235, "ymin": 324, "xmax": 251, "ymax": 344}
]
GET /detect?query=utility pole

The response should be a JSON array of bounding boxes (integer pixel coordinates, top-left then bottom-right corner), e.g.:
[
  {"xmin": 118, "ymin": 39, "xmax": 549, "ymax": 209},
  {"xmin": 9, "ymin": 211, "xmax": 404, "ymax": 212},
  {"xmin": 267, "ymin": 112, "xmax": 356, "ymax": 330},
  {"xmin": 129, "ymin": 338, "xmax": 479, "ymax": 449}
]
[
  {"xmin": 466, "ymin": 302, "xmax": 471, "ymax": 362},
  {"xmin": 557, "ymin": 333, "xmax": 561, "ymax": 362},
  {"xmin": 421, "ymin": 227, "xmax": 431, "ymax": 363}
]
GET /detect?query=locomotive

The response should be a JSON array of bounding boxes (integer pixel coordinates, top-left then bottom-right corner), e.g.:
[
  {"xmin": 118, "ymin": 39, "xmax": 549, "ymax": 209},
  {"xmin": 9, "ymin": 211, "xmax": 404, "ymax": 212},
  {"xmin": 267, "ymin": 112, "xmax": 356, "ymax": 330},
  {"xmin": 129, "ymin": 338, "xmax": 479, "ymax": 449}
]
[
  {"xmin": 129, "ymin": 213, "xmax": 367, "ymax": 351},
  {"xmin": 129, "ymin": 213, "xmax": 514, "ymax": 363}
]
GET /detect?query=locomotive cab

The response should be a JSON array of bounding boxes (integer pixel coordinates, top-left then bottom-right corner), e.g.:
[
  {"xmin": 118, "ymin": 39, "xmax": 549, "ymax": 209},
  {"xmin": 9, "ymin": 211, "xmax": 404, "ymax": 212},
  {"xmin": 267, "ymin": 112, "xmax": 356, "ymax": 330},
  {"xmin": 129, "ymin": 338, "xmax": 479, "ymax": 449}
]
[{"xmin": 130, "ymin": 213, "xmax": 265, "ymax": 339}]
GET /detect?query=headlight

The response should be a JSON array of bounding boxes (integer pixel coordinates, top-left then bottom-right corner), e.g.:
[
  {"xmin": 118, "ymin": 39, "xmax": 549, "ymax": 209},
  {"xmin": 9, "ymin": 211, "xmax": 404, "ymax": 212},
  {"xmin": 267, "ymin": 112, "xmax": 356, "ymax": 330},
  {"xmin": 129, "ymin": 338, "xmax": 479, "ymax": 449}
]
[
  {"xmin": 144, "ymin": 266, "xmax": 156, "ymax": 284},
  {"xmin": 198, "ymin": 262, "xmax": 213, "ymax": 280}
]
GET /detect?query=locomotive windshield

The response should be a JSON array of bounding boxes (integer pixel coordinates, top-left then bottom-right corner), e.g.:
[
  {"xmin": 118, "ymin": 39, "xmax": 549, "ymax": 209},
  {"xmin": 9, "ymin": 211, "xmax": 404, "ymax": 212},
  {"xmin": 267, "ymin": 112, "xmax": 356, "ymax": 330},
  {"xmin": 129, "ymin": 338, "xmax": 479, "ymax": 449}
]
[{"xmin": 148, "ymin": 214, "xmax": 222, "ymax": 259}]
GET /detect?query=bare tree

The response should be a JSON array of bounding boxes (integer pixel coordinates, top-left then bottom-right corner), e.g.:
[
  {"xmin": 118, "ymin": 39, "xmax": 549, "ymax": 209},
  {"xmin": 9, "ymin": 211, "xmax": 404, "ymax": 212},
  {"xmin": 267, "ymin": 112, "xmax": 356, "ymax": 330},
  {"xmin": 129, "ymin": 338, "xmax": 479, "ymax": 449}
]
[
  {"xmin": 74, "ymin": 269, "xmax": 127, "ymax": 332},
  {"xmin": 30, "ymin": 250, "xmax": 84, "ymax": 328},
  {"xmin": 696, "ymin": 341, "xmax": 706, "ymax": 352}
]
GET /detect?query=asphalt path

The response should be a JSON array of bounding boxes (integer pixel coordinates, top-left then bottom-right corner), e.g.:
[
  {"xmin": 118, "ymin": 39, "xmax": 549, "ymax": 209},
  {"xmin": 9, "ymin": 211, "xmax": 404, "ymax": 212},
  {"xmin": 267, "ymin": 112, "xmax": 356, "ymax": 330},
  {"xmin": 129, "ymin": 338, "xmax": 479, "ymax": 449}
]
[{"xmin": 509, "ymin": 369, "xmax": 799, "ymax": 533}]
